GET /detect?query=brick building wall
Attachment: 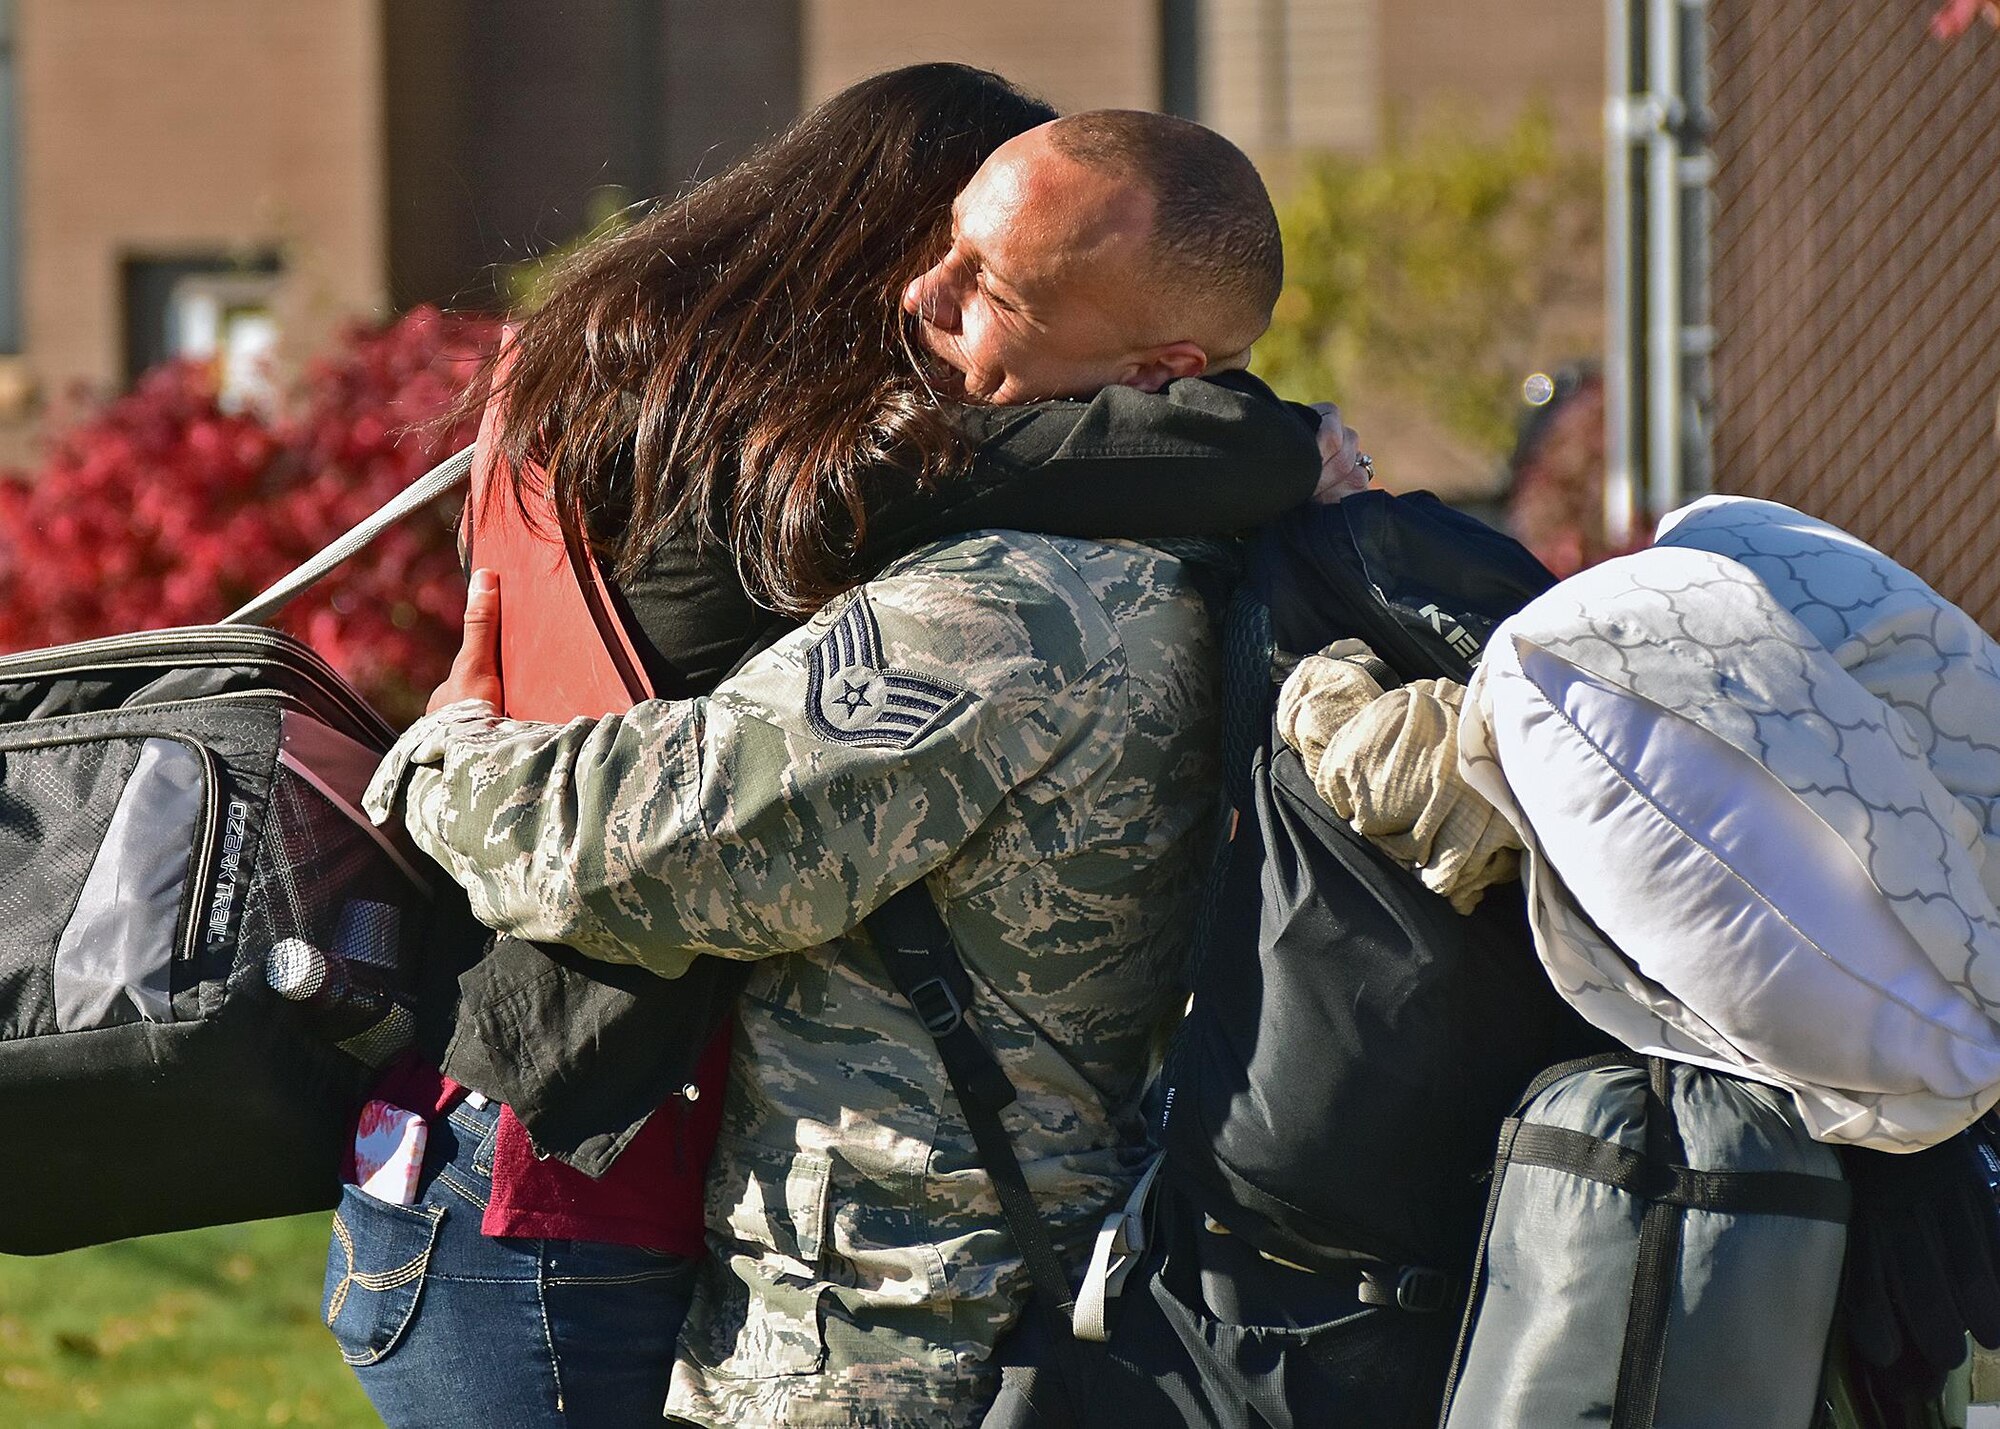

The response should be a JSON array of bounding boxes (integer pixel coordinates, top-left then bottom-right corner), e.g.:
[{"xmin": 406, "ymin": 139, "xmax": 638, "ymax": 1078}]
[
  {"xmin": 660, "ymin": 0, "xmax": 801, "ymax": 184},
  {"xmin": 0, "ymin": 0, "xmax": 798, "ymax": 464},
  {"xmin": 1199, "ymin": 0, "xmax": 1378, "ymax": 157},
  {"xmin": 801, "ymin": 0, "xmax": 1162, "ymax": 115},
  {"xmin": 0, "ymin": 0, "xmax": 1606, "ymax": 474},
  {"xmin": 804, "ymin": 0, "xmax": 1599, "ymax": 159},
  {"xmin": 802, "ymin": 0, "xmax": 1382, "ymax": 156},
  {"xmin": 382, "ymin": 0, "xmax": 798, "ymax": 312},
  {"xmin": 15, "ymin": 0, "xmax": 384, "ymax": 400}
]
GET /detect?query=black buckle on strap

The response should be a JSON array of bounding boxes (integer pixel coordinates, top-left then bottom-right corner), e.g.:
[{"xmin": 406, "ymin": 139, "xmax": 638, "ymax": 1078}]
[
  {"xmin": 1361, "ymin": 1264, "xmax": 1455, "ymax": 1314},
  {"xmin": 906, "ymin": 976, "xmax": 964, "ymax": 1037},
  {"xmin": 1394, "ymin": 1266, "xmax": 1453, "ymax": 1314}
]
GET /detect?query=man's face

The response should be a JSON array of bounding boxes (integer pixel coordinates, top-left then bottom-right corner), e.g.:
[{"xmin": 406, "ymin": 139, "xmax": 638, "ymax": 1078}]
[{"xmin": 901, "ymin": 127, "xmax": 1162, "ymax": 405}]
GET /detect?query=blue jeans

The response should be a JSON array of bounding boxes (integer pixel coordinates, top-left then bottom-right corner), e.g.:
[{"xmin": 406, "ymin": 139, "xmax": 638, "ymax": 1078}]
[{"xmin": 322, "ymin": 1096, "xmax": 698, "ymax": 1428}]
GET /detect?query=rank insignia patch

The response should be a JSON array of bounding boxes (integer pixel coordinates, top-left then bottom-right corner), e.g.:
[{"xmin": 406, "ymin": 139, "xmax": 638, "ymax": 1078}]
[{"xmin": 805, "ymin": 596, "xmax": 967, "ymax": 748}]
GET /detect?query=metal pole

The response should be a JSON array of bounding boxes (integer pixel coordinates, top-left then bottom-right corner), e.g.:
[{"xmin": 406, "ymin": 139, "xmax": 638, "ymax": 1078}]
[
  {"xmin": 1604, "ymin": 0, "xmax": 1639, "ymax": 544},
  {"xmin": 1678, "ymin": 0, "xmax": 1715, "ymax": 498},
  {"xmin": 1646, "ymin": 0, "xmax": 1683, "ymax": 525}
]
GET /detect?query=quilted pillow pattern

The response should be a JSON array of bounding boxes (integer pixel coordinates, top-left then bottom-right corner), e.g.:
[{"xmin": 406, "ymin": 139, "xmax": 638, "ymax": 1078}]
[{"xmin": 1462, "ymin": 500, "xmax": 2000, "ymax": 1149}]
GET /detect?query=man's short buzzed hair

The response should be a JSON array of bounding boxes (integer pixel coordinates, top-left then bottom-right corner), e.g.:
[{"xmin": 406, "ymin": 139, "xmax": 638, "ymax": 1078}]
[{"xmin": 1047, "ymin": 110, "xmax": 1283, "ymax": 348}]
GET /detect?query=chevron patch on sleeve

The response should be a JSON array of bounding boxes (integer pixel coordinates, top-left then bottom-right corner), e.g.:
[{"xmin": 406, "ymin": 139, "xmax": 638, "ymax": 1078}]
[{"xmin": 804, "ymin": 595, "xmax": 968, "ymax": 748}]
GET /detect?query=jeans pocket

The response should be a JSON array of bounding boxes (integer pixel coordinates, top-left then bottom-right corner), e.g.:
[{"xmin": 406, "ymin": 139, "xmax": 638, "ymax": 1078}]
[
  {"xmin": 322, "ymin": 1183, "xmax": 446, "ymax": 1366},
  {"xmin": 436, "ymin": 1100, "xmax": 499, "ymax": 1211}
]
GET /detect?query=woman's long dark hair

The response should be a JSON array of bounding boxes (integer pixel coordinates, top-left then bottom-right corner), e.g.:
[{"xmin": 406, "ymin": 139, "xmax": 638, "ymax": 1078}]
[{"xmin": 488, "ymin": 64, "xmax": 1056, "ymax": 616}]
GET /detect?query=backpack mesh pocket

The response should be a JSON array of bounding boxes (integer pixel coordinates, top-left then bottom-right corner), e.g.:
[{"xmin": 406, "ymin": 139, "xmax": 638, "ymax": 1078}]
[
  {"xmin": 238, "ymin": 765, "xmax": 423, "ymax": 1066},
  {"xmin": 0, "ymin": 739, "xmax": 149, "ymax": 1038}
]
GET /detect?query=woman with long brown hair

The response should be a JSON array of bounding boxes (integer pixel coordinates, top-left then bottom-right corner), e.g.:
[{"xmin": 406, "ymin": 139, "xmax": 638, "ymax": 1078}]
[{"xmin": 342, "ymin": 64, "xmax": 1323, "ymax": 1428}]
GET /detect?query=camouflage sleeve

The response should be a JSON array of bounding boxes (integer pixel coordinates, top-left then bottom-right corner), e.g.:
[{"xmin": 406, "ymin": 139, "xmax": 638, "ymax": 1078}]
[{"xmin": 363, "ymin": 534, "xmax": 1124, "ymax": 978}]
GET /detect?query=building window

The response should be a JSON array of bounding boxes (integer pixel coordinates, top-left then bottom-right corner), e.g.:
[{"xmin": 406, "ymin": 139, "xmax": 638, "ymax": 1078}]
[
  {"xmin": 122, "ymin": 254, "xmax": 282, "ymax": 410},
  {"xmin": 0, "ymin": 0, "xmax": 20, "ymax": 355}
]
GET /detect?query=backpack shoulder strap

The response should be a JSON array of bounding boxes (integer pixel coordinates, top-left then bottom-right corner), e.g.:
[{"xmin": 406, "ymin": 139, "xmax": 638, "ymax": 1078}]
[
  {"xmin": 1219, "ymin": 581, "xmax": 1275, "ymax": 814},
  {"xmin": 866, "ymin": 882, "xmax": 1097, "ymax": 1426},
  {"xmin": 457, "ymin": 333, "xmax": 657, "ymax": 718},
  {"xmin": 223, "ymin": 444, "xmax": 476, "ymax": 627}
]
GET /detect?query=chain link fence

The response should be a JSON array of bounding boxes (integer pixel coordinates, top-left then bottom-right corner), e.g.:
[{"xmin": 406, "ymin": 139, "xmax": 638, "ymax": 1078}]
[{"xmin": 1708, "ymin": 0, "xmax": 2000, "ymax": 630}]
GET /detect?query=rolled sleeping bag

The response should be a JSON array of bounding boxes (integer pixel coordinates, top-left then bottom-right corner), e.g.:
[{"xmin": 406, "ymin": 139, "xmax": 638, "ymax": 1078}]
[
  {"xmin": 1460, "ymin": 497, "xmax": 2000, "ymax": 1151},
  {"xmin": 1439, "ymin": 1057, "xmax": 1848, "ymax": 1429}
]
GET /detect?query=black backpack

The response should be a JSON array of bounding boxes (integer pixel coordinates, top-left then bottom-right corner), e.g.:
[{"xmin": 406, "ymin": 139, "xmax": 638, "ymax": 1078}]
[
  {"xmin": 0, "ymin": 448, "xmax": 490, "ymax": 1255},
  {"xmin": 995, "ymin": 496, "xmax": 1991, "ymax": 1429},
  {"xmin": 960, "ymin": 493, "xmax": 1609, "ymax": 1429},
  {"xmin": 0, "ymin": 625, "xmax": 474, "ymax": 1253},
  {"xmin": 1157, "ymin": 491, "xmax": 1603, "ymax": 1282}
]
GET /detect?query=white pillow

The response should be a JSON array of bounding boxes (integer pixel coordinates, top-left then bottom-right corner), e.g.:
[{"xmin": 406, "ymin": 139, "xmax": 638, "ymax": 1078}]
[
  {"xmin": 1462, "ymin": 526, "xmax": 2000, "ymax": 1150},
  {"xmin": 1658, "ymin": 496, "xmax": 2000, "ymax": 905}
]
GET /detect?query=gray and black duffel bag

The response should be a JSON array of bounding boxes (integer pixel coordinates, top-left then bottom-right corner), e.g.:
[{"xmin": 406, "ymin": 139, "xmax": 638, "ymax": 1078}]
[
  {"xmin": 1439, "ymin": 1054, "xmax": 1851, "ymax": 1429},
  {"xmin": 0, "ymin": 450, "xmax": 479, "ymax": 1254},
  {"xmin": 0, "ymin": 625, "xmax": 453, "ymax": 1253}
]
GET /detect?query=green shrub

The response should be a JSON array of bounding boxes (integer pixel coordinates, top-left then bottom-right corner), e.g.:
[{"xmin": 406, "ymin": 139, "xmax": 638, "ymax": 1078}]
[{"xmin": 1257, "ymin": 109, "xmax": 1602, "ymax": 461}]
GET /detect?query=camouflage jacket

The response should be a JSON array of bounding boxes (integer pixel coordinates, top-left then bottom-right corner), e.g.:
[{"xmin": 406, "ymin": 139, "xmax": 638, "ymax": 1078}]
[{"xmin": 365, "ymin": 531, "xmax": 1223, "ymax": 1428}]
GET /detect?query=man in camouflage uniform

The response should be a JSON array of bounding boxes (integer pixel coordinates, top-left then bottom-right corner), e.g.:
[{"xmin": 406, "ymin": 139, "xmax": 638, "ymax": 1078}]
[{"xmin": 366, "ymin": 111, "xmax": 1316, "ymax": 1427}]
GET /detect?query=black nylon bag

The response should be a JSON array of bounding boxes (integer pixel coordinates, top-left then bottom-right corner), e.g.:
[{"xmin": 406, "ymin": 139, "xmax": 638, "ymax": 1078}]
[
  {"xmin": 1160, "ymin": 492, "xmax": 1603, "ymax": 1277},
  {"xmin": 0, "ymin": 626, "xmax": 464, "ymax": 1253},
  {"xmin": 985, "ymin": 495, "xmax": 1604, "ymax": 1429},
  {"xmin": 1010, "ymin": 1182, "xmax": 1461, "ymax": 1429}
]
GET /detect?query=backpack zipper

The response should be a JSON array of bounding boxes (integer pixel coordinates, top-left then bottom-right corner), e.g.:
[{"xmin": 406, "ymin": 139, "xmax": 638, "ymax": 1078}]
[
  {"xmin": 180, "ymin": 743, "xmax": 224, "ymax": 961},
  {"xmin": 0, "ymin": 628, "xmax": 393, "ymax": 746}
]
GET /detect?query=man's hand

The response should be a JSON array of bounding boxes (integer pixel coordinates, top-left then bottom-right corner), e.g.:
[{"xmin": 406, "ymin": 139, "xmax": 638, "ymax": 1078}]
[
  {"xmin": 428, "ymin": 568, "xmax": 503, "ymax": 713},
  {"xmin": 1311, "ymin": 401, "xmax": 1371, "ymax": 503}
]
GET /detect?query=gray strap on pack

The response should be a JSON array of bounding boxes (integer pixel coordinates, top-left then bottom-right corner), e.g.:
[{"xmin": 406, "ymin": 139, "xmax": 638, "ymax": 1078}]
[
  {"xmin": 222, "ymin": 444, "xmax": 477, "ymax": 627},
  {"xmin": 1074, "ymin": 1153, "xmax": 1163, "ymax": 1341}
]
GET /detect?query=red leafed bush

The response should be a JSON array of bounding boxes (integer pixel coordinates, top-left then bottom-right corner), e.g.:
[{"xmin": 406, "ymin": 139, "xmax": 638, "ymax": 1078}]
[{"xmin": 0, "ymin": 306, "xmax": 501, "ymax": 724}]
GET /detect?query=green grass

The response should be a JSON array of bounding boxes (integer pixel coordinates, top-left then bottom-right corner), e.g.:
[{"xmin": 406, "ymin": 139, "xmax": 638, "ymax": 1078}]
[{"xmin": 0, "ymin": 1214, "xmax": 377, "ymax": 1427}]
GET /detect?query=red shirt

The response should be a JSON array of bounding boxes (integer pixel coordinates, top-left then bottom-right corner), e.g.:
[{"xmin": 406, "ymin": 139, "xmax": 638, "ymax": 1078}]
[{"xmin": 359, "ymin": 1022, "xmax": 730, "ymax": 1255}]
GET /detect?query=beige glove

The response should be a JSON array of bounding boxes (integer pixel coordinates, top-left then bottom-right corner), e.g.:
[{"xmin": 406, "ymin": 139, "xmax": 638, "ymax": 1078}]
[{"xmin": 1277, "ymin": 643, "xmax": 1521, "ymax": 913}]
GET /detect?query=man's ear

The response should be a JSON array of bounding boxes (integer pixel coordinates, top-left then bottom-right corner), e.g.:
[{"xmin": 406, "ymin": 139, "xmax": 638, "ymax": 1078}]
[{"xmin": 1118, "ymin": 341, "xmax": 1210, "ymax": 393}]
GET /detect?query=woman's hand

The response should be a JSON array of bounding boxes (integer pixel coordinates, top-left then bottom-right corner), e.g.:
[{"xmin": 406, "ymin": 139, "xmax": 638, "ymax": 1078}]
[
  {"xmin": 1311, "ymin": 401, "xmax": 1373, "ymax": 503},
  {"xmin": 427, "ymin": 568, "xmax": 504, "ymax": 713}
]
